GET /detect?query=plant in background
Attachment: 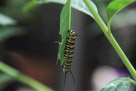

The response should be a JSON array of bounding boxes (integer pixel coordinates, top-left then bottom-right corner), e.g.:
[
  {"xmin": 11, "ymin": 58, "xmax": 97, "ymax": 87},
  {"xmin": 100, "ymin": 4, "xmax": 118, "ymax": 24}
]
[
  {"xmin": 0, "ymin": 13, "xmax": 54, "ymax": 90},
  {"xmin": 0, "ymin": 0, "xmax": 135, "ymax": 91}
]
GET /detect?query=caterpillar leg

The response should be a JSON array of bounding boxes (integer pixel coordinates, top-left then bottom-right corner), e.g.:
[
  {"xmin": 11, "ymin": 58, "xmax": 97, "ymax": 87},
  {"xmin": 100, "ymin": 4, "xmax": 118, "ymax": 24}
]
[
  {"xmin": 75, "ymin": 34, "xmax": 81, "ymax": 38},
  {"xmin": 70, "ymin": 71, "xmax": 75, "ymax": 83},
  {"xmin": 64, "ymin": 73, "xmax": 67, "ymax": 85},
  {"xmin": 54, "ymin": 41, "xmax": 60, "ymax": 44}
]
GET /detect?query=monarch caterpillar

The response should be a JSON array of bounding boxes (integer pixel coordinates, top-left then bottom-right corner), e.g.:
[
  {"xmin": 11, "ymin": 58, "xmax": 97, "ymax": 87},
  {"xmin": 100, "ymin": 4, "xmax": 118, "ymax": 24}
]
[{"xmin": 63, "ymin": 30, "xmax": 77, "ymax": 85}]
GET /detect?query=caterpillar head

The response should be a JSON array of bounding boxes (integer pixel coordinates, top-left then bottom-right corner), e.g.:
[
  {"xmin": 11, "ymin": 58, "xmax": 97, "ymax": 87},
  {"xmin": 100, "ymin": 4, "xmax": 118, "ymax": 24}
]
[{"xmin": 68, "ymin": 30, "xmax": 76, "ymax": 35}]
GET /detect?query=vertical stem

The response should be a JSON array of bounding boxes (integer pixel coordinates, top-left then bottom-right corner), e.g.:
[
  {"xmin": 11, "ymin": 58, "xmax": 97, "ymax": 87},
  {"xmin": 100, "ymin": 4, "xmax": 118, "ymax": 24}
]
[
  {"xmin": 0, "ymin": 61, "xmax": 54, "ymax": 91},
  {"xmin": 84, "ymin": 0, "xmax": 136, "ymax": 80},
  {"xmin": 68, "ymin": 0, "xmax": 72, "ymax": 29}
]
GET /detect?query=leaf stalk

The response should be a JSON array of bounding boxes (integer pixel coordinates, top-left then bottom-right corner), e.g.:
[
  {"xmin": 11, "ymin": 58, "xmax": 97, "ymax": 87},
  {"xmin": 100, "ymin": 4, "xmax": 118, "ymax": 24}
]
[{"xmin": 0, "ymin": 61, "xmax": 54, "ymax": 91}]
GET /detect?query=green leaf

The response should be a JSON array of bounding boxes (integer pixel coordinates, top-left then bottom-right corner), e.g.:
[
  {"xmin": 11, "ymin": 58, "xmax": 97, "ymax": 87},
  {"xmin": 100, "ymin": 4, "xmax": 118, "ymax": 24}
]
[
  {"xmin": 0, "ymin": 13, "xmax": 16, "ymax": 26},
  {"xmin": 0, "ymin": 27, "xmax": 25, "ymax": 42},
  {"xmin": 23, "ymin": 0, "xmax": 97, "ymax": 18},
  {"xmin": 101, "ymin": 78, "xmax": 130, "ymax": 91},
  {"xmin": 23, "ymin": 1, "xmax": 39, "ymax": 13},
  {"xmin": 107, "ymin": 0, "xmax": 136, "ymax": 32},
  {"xmin": 57, "ymin": 0, "xmax": 72, "ymax": 65}
]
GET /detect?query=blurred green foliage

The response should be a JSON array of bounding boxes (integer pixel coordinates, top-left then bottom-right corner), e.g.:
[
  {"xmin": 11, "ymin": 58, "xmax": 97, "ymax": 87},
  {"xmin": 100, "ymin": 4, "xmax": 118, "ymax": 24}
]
[
  {"xmin": 0, "ymin": 13, "xmax": 16, "ymax": 26},
  {"xmin": 0, "ymin": 0, "xmax": 28, "ymax": 89},
  {"xmin": 23, "ymin": 0, "xmax": 98, "ymax": 17}
]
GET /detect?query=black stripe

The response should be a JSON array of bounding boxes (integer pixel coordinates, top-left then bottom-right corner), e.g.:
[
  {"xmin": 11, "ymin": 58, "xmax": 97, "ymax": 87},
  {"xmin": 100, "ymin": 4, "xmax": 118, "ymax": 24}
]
[
  {"xmin": 66, "ymin": 47, "xmax": 74, "ymax": 50},
  {"xmin": 64, "ymin": 65, "xmax": 72, "ymax": 68},
  {"xmin": 65, "ymin": 61, "xmax": 72, "ymax": 63},
  {"xmin": 66, "ymin": 41, "xmax": 75, "ymax": 45},
  {"xmin": 65, "ymin": 56, "xmax": 73, "ymax": 59},
  {"xmin": 65, "ymin": 51, "xmax": 74, "ymax": 54},
  {"xmin": 64, "ymin": 58, "xmax": 72, "ymax": 61},
  {"xmin": 69, "ymin": 34, "xmax": 76, "ymax": 37},
  {"xmin": 64, "ymin": 61, "xmax": 72, "ymax": 66},
  {"xmin": 65, "ymin": 60, "xmax": 72, "ymax": 63},
  {"xmin": 71, "ymin": 38, "xmax": 76, "ymax": 41},
  {"xmin": 64, "ymin": 68, "xmax": 71, "ymax": 70}
]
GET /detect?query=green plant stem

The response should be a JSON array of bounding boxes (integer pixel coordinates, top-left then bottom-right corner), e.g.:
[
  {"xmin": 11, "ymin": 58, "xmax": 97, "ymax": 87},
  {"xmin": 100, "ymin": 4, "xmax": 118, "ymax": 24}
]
[
  {"xmin": 107, "ymin": 33, "xmax": 136, "ymax": 80},
  {"xmin": 0, "ymin": 61, "xmax": 54, "ymax": 91},
  {"xmin": 130, "ymin": 79, "xmax": 136, "ymax": 85},
  {"xmin": 84, "ymin": 0, "xmax": 136, "ymax": 80},
  {"xmin": 68, "ymin": 0, "xmax": 72, "ymax": 29}
]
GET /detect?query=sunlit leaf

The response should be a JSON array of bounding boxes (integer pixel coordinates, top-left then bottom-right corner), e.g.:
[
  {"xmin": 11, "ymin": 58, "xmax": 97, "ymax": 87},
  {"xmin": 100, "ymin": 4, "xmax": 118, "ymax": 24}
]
[
  {"xmin": 23, "ymin": 0, "xmax": 97, "ymax": 18},
  {"xmin": 0, "ymin": 13, "xmax": 16, "ymax": 26},
  {"xmin": 107, "ymin": 0, "xmax": 136, "ymax": 31},
  {"xmin": 101, "ymin": 78, "xmax": 130, "ymax": 91}
]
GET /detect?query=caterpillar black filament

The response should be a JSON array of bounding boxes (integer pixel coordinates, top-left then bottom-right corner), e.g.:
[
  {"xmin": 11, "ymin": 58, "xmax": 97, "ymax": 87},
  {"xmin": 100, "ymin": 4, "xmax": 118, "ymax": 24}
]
[{"xmin": 63, "ymin": 30, "xmax": 77, "ymax": 85}]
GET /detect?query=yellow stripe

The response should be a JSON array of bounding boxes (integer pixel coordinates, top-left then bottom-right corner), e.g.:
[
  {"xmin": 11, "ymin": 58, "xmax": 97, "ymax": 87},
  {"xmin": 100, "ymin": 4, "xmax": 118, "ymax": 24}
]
[
  {"xmin": 65, "ymin": 54, "xmax": 73, "ymax": 57},
  {"xmin": 71, "ymin": 40, "xmax": 75, "ymax": 43},
  {"xmin": 66, "ymin": 45, "xmax": 75, "ymax": 47},
  {"xmin": 68, "ymin": 39, "xmax": 75, "ymax": 43},
  {"xmin": 65, "ymin": 58, "xmax": 72, "ymax": 61},
  {"xmin": 68, "ymin": 38, "xmax": 76, "ymax": 41},
  {"xmin": 67, "ymin": 40, "xmax": 75, "ymax": 43},
  {"xmin": 64, "ymin": 62, "xmax": 72, "ymax": 65},
  {"xmin": 65, "ymin": 69, "xmax": 70, "ymax": 72},
  {"xmin": 65, "ymin": 53, "xmax": 74, "ymax": 56},
  {"xmin": 69, "ymin": 36, "xmax": 76, "ymax": 39},
  {"xmin": 65, "ymin": 49, "xmax": 74, "ymax": 52}
]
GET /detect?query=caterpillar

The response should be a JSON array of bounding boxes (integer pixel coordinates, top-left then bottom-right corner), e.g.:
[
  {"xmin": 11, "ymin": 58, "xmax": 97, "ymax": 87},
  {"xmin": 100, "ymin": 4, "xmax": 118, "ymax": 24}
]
[{"xmin": 63, "ymin": 30, "xmax": 77, "ymax": 85}]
